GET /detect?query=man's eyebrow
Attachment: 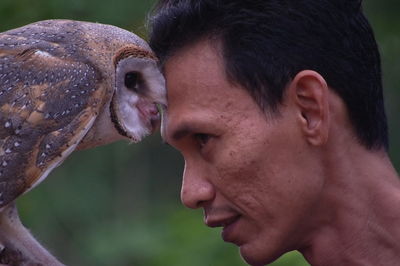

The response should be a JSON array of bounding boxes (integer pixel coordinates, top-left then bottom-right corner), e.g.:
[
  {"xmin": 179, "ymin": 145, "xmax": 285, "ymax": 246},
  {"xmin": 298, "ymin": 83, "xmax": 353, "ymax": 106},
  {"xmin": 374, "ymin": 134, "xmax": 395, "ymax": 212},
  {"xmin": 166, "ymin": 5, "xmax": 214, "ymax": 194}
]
[
  {"xmin": 167, "ymin": 122, "xmax": 204, "ymax": 143},
  {"xmin": 171, "ymin": 124, "xmax": 193, "ymax": 141},
  {"xmin": 163, "ymin": 120, "xmax": 209, "ymax": 145}
]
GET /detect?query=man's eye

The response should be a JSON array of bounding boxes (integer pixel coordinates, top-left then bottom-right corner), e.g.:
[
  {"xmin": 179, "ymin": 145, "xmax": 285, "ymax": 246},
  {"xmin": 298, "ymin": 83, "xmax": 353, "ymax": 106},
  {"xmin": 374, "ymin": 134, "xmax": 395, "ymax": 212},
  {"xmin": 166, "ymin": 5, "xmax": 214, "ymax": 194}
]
[{"xmin": 194, "ymin": 133, "xmax": 211, "ymax": 148}]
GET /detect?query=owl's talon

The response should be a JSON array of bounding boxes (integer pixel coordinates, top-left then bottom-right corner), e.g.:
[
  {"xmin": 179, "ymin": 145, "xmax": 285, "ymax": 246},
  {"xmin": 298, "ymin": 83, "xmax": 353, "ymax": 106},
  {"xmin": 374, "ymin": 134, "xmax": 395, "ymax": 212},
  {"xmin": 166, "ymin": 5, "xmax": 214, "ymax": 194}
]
[{"xmin": 0, "ymin": 204, "xmax": 64, "ymax": 266}]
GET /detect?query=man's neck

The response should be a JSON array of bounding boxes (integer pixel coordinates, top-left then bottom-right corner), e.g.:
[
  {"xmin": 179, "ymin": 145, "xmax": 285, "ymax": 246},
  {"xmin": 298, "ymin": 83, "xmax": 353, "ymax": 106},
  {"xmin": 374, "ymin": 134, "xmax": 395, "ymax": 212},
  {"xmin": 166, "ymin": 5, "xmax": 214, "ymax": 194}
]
[{"xmin": 299, "ymin": 144, "xmax": 400, "ymax": 266}]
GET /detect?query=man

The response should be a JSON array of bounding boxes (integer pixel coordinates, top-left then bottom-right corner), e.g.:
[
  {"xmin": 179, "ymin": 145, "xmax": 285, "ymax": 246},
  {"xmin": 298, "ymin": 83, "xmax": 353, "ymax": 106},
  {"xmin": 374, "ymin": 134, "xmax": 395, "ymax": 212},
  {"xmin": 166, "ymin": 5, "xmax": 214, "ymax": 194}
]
[{"xmin": 148, "ymin": 0, "xmax": 400, "ymax": 265}]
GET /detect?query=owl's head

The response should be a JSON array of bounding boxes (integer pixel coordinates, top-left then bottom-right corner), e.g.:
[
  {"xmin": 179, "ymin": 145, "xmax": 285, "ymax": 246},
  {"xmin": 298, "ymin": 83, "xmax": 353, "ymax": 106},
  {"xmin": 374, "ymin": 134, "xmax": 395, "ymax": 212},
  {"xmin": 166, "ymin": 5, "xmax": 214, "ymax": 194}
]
[
  {"xmin": 111, "ymin": 46, "xmax": 166, "ymax": 143},
  {"xmin": 78, "ymin": 45, "xmax": 166, "ymax": 149}
]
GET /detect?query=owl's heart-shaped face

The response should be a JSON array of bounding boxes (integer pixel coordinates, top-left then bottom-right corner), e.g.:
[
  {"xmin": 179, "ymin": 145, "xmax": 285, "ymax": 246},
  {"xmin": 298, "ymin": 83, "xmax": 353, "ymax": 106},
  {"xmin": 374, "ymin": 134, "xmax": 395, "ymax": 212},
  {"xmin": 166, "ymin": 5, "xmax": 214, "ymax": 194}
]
[
  {"xmin": 113, "ymin": 55, "xmax": 166, "ymax": 142},
  {"xmin": 78, "ymin": 50, "xmax": 167, "ymax": 150}
]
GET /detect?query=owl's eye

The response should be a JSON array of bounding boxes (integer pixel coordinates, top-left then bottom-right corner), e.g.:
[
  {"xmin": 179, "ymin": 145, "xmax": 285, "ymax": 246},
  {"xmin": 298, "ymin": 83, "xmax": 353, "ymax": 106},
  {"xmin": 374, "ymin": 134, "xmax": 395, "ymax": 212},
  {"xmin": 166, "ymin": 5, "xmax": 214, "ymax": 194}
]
[{"xmin": 124, "ymin": 72, "xmax": 140, "ymax": 92}]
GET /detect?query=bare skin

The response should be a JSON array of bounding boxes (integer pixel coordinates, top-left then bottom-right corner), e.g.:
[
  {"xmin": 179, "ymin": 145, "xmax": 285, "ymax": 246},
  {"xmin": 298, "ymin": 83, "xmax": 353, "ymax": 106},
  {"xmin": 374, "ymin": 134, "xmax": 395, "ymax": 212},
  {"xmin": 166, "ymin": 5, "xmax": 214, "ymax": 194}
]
[{"xmin": 162, "ymin": 39, "xmax": 400, "ymax": 266}]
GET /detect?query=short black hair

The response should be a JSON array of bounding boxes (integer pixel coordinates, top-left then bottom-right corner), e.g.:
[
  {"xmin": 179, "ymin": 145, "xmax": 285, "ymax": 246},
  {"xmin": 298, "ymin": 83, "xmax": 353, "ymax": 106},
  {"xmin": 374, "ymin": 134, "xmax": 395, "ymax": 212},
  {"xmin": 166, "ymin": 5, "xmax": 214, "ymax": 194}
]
[{"xmin": 148, "ymin": 0, "xmax": 388, "ymax": 150}]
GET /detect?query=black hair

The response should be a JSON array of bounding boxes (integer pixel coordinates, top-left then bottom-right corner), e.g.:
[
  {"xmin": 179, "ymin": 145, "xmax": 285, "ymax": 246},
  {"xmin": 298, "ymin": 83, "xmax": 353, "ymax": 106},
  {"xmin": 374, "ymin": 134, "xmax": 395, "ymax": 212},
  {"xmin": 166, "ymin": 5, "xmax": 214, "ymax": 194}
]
[{"xmin": 148, "ymin": 0, "xmax": 388, "ymax": 150}]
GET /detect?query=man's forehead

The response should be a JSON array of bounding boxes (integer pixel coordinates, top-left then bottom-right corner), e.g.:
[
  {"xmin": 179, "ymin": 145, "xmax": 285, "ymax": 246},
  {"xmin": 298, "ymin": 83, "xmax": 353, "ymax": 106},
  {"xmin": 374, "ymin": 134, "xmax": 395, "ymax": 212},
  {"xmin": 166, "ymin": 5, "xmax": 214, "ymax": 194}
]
[
  {"xmin": 163, "ymin": 43, "xmax": 230, "ymax": 102},
  {"xmin": 160, "ymin": 38, "xmax": 258, "ymax": 144},
  {"xmin": 164, "ymin": 39, "xmax": 224, "ymax": 77}
]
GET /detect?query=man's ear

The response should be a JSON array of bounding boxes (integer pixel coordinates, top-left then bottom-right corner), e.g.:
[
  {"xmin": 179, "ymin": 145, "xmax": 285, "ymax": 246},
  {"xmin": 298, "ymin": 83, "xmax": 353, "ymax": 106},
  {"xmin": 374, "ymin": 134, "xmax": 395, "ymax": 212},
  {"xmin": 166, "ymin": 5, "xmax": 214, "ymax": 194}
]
[{"xmin": 289, "ymin": 70, "xmax": 330, "ymax": 146}]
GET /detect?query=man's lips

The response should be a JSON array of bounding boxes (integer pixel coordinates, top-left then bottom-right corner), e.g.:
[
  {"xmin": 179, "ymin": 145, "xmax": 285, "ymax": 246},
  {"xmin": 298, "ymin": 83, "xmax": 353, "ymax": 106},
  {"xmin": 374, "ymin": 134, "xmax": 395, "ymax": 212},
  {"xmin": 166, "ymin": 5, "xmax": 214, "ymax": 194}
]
[
  {"xmin": 205, "ymin": 215, "xmax": 242, "ymax": 244},
  {"xmin": 205, "ymin": 215, "xmax": 240, "ymax": 228}
]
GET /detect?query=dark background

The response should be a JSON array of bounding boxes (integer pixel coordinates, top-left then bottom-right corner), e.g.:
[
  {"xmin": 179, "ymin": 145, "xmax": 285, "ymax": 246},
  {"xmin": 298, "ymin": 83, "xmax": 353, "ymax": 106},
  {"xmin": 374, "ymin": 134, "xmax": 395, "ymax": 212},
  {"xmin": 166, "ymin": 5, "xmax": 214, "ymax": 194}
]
[{"xmin": 0, "ymin": 0, "xmax": 398, "ymax": 265}]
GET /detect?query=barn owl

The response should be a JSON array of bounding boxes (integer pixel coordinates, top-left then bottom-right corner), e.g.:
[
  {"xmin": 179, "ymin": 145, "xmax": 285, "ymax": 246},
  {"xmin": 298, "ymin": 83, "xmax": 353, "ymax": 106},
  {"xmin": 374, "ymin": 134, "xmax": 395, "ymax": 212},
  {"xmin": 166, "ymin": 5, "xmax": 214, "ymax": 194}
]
[{"xmin": 0, "ymin": 19, "xmax": 166, "ymax": 265}]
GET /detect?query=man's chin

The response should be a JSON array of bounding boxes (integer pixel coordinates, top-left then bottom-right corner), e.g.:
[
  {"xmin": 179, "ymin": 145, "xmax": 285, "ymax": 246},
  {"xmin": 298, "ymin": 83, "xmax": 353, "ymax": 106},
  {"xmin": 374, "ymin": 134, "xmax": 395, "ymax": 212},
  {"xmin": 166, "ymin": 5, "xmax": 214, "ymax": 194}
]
[{"xmin": 239, "ymin": 243, "xmax": 282, "ymax": 266}]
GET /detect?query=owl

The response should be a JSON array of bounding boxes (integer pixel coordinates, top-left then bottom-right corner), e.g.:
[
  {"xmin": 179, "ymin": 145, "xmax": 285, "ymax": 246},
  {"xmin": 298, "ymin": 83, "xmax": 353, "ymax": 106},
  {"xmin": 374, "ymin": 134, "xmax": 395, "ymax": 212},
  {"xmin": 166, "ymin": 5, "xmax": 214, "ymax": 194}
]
[{"xmin": 0, "ymin": 19, "xmax": 166, "ymax": 265}]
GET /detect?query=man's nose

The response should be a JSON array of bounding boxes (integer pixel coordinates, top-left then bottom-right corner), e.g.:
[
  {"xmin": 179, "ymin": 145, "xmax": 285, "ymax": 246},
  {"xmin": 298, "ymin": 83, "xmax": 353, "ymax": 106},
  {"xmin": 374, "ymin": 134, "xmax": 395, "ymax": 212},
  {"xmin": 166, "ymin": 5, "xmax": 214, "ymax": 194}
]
[{"xmin": 180, "ymin": 162, "xmax": 215, "ymax": 209}]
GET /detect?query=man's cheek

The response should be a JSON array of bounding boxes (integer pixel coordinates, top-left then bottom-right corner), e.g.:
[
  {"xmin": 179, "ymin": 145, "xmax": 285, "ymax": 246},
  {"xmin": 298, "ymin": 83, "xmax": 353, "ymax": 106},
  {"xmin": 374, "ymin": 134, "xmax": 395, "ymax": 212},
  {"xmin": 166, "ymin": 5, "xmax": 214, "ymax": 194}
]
[{"xmin": 215, "ymin": 154, "xmax": 264, "ymax": 192}]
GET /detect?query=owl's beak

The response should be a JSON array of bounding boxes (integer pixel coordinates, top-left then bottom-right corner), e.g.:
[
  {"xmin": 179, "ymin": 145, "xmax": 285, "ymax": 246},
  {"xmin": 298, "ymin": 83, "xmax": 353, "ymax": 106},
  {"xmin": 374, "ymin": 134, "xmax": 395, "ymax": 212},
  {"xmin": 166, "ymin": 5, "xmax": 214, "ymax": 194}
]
[
  {"xmin": 150, "ymin": 103, "xmax": 166, "ymax": 132},
  {"xmin": 136, "ymin": 100, "xmax": 165, "ymax": 134}
]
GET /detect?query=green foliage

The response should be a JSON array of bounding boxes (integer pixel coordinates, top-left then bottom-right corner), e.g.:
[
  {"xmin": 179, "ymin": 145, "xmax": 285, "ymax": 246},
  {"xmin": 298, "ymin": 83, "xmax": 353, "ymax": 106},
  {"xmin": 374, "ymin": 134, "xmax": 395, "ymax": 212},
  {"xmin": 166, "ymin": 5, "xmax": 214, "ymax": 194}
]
[
  {"xmin": 0, "ymin": 0, "xmax": 398, "ymax": 265},
  {"xmin": 364, "ymin": 0, "xmax": 400, "ymax": 167}
]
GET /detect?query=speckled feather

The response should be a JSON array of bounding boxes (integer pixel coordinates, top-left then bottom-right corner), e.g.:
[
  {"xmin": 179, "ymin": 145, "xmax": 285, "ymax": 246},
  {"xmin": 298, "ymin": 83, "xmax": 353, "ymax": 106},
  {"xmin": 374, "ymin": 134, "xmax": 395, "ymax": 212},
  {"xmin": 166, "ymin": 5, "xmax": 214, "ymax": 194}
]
[{"xmin": 0, "ymin": 20, "xmax": 154, "ymax": 207}]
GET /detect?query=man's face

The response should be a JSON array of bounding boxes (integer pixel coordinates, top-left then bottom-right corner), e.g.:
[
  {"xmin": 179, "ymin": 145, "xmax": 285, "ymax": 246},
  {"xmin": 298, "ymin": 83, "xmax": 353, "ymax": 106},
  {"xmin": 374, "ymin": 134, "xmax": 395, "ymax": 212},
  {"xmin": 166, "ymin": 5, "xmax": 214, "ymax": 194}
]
[{"xmin": 163, "ymin": 40, "xmax": 324, "ymax": 265}]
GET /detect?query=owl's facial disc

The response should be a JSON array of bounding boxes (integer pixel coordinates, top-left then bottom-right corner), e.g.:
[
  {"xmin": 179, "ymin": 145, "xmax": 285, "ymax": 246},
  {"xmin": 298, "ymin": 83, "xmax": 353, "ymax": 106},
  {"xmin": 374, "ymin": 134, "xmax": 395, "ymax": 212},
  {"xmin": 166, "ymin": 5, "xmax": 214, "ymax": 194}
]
[{"xmin": 113, "ymin": 56, "xmax": 166, "ymax": 142}]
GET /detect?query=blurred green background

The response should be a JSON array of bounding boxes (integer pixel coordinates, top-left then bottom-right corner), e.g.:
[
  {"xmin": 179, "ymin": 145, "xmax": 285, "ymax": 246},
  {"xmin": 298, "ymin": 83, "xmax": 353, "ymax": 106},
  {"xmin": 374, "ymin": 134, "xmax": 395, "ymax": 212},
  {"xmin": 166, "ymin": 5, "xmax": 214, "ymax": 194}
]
[{"xmin": 0, "ymin": 0, "xmax": 399, "ymax": 265}]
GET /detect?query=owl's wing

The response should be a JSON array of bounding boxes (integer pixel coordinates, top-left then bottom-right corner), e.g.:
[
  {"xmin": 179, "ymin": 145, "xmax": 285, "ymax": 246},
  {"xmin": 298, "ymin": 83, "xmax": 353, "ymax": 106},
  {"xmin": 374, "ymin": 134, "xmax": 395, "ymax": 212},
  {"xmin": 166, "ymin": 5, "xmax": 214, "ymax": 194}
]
[{"xmin": 0, "ymin": 31, "xmax": 107, "ymax": 207}]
